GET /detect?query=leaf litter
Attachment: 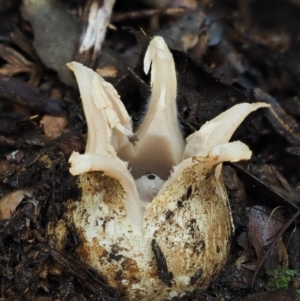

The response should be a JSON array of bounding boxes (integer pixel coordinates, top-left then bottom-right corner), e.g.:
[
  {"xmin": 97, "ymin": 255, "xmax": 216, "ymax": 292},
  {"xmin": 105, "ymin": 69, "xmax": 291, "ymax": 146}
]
[{"xmin": 0, "ymin": 0, "xmax": 300, "ymax": 300}]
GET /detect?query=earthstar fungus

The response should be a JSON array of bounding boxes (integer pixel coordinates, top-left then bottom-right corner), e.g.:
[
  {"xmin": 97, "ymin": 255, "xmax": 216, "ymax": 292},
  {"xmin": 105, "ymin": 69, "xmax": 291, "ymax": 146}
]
[{"xmin": 62, "ymin": 37, "xmax": 269, "ymax": 300}]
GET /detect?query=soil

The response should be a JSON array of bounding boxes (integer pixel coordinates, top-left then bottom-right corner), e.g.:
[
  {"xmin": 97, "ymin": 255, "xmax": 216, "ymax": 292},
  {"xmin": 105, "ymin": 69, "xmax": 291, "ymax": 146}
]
[{"xmin": 0, "ymin": 0, "xmax": 300, "ymax": 300}]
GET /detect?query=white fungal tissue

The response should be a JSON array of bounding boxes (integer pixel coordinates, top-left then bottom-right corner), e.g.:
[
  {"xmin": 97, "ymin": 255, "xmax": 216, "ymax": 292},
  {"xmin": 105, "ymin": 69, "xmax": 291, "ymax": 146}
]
[{"xmin": 58, "ymin": 36, "xmax": 270, "ymax": 300}]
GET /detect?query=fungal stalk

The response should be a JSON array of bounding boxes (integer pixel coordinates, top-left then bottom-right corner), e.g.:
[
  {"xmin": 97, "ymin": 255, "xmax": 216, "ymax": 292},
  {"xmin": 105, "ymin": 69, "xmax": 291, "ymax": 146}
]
[{"xmin": 61, "ymin": 37, "xmax": 270, "ymax": 300}]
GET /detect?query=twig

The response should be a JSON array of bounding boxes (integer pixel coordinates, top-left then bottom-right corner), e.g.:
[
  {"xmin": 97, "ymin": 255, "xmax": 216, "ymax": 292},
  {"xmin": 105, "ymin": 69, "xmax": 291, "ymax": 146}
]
[
  {"xmin": 0, "ymin": 76, "xmax": 66, "ymax": 116},
  {"xmin": 111, "ymin": 7, "xmax": 188, "ymax": 23},
  {"xmin": 232, "ymin": 163, "xmax": 300, "ymax": 210},
  {"xmin": 254, "ymin": 88, "xmax": 300, "ymax": 145},
  {"xmin": 75, "ymin": 0, "xmax": 116, "ymax": 67}
]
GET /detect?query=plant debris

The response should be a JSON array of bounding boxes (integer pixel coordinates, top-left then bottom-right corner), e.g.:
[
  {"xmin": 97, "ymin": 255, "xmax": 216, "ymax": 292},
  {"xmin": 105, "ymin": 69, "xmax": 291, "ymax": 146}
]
[{"xmin": 1, "ymin": 0, "xmax": 300, "ymax": 300}]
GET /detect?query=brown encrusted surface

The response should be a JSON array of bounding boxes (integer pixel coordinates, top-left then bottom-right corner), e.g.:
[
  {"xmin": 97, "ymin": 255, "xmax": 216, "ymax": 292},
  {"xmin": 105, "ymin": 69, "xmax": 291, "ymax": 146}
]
[
  {"xmin": 144, "ymin": 162, "xmax": 232, "ymax": 290},
  {"xmin": 60, "ymin": 153, "xmax": 233, "ymax": 300}
]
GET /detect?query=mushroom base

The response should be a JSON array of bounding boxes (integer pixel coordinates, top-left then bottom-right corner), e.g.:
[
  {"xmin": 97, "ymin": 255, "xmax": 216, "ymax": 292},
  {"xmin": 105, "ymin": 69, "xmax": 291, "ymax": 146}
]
[{"xmin": 61, "ymin": 169, "xmax": 232, "ymax": 301}]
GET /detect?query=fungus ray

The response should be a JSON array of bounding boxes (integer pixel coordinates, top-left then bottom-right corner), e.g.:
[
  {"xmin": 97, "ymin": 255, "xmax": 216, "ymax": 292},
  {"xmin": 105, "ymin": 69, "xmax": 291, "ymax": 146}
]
[
  {"xmin": 67, "ymin": 62, "xmax": 144, "ymax": 235},
  {"xmin": 130, "ymin": 36, "xmax": 186, "ymax": 179},
  {"xmin": 183, "ymin": 102, "xmax": 270, "ymax": 159}
]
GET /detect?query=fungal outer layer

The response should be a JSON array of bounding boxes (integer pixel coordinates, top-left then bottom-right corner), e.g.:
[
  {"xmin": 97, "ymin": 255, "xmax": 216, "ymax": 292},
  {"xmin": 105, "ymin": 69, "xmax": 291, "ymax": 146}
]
[{"xmin": 62, "ymin": 37, "xmax": 270, "ymax": 301}]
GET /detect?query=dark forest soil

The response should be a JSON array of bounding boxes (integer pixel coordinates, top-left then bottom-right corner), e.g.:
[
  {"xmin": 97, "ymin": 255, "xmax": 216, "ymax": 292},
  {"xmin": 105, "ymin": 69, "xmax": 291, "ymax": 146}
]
[{"xmin": 0, "ymin": 0, "xmax": 300, "ymax": 300}]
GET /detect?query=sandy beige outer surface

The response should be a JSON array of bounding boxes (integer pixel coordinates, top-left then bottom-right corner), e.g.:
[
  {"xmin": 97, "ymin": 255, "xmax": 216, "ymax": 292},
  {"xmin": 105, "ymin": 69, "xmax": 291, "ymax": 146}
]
[
  {"xmin": 60, "ymin": 39, "xmax": 270, "ymax": 301},
  {"xmin": 64, "ymin": 155, "xmax": 233, "ymax": 300}
]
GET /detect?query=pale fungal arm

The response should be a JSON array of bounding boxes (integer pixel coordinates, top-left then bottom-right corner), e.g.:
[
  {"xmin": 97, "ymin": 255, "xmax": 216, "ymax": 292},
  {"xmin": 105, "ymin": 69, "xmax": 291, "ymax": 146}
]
[
  {"xmin": 160, "ymin": 140, "xmax": 252, "ymax": 195},
  {"xmin": 130, "ymin": 36, "xmax": 186, "ymax": 179},
  {"xmin": 68, "ymin": 62, "xmax": 112, "ymax": 155},
  {"xmin": 90, "ymin": 74, "xmax": 136, "ymax": 161},
  {"xmin": 160, "ymin": 102, "xmax": 269, "ymax": 195},
  {"xmin": 68, "ymin": 62, "xmax": 135, "ymax": 156},
  {"xmin": 208, "ymin": 140, "xmax": 252, "ymax": 163},
  {"xmin": 183, "ymin": 102, "xmax": 271, "ymax": 159},
  {"xmin": 67, "ymin": 62, "xmax": 143, "ymax": 233},
  {"xmin": 70, "ymin": 152, "xmax": 144, "ymax": 234}
]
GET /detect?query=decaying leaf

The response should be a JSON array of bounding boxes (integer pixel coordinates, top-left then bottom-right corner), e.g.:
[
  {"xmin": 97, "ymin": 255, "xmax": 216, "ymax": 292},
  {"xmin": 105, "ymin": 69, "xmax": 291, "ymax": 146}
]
[
  {"xmin": 0, "ymin": 189, "xmax": 33, "ymax": 220},
  {"xmin": 21, "ymin": 0, "xmax": 127, "ymax": 86},
  {"xmin": 246, "ymin": 205, "xmax": 288, "ymax": 270},
  {"xmin": 0, "ymin": 44, "xmax": 41, "ymax": 85},
  {"xmin": 40, "ymin": 115, "xmax": 68, "ymax": 139}
]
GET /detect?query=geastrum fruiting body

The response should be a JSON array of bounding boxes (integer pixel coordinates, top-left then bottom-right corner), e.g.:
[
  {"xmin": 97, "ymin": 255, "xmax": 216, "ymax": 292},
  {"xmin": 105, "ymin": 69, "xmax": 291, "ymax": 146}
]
[{"xmin": 60, "ymin": 37, "xmax": 269, "ymax": 300}]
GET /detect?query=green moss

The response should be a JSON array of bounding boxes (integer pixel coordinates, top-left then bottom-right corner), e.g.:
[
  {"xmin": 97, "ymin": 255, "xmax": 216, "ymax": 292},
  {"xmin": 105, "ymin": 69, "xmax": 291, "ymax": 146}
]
[{"xmin": 267, "ymin": 266, "xmax": 296, "ymax": 289}]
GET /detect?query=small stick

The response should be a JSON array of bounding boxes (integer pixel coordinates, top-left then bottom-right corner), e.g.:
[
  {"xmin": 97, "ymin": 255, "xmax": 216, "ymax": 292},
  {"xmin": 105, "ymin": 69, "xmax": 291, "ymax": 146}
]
[
  {"xmin": 75, "ymin": 0, "xmax": 116, "ymax": 67},
  {"xmin": 254, "ymin": 88, "xmax": 300, "ymax": 146},
  {"xmin": 111, "ymin": 7, "xmax": 188, "ymax": 23},
  {"xmin": 0, "ymin": 76, "xmax": 65, "ymax": 116}
]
